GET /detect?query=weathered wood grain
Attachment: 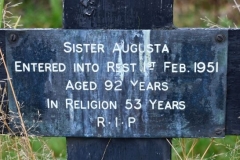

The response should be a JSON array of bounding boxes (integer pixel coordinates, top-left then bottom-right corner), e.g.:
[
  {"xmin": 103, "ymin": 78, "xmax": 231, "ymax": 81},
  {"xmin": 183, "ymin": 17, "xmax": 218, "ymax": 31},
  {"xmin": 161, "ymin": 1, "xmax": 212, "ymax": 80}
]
[
  {"xmin": 63, "ymin": 0, "xmax": 173, "ymax": 29},
  {"xmin": 67, "ymin": 138, "xmax": 171, "ymax": 160},
  {"xmin": 226, "ymin": 29, "xmax": 240, "ymax": 135}
]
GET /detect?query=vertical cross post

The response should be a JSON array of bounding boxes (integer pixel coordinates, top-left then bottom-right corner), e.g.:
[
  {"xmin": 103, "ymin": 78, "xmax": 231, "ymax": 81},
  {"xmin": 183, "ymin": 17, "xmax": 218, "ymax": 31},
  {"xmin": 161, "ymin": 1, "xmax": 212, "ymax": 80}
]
[
  {"xmin": 226, "ymin": 30, "xmax": 240, "ymax": 134},
  {"xmin": 64, "ymin": 0, "xmax": 173, "ymax": 159}
]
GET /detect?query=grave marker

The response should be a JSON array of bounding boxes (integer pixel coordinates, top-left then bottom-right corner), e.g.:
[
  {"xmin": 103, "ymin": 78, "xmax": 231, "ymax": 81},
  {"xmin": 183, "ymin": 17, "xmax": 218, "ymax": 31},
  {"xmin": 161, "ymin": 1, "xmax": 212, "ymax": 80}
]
[
  {"xmin": 0, "ymin": 0, "xmax": 239, "ymax": 160},
  {"xmin": 64, "ymin": 0, "xmax": 174, "ymax": 159},
  {"xmin": 7, "ymin": 29, "xmax": 227, "ymax": 138}
]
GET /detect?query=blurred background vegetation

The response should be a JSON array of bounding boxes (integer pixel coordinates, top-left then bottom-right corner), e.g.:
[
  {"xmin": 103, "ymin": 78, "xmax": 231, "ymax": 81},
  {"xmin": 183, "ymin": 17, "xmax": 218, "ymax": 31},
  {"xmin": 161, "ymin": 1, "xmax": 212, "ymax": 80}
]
[
  {"xmin": 5, "ymin": 0, "xmax": 240, "ymax": 28},
  {"xmin": 1, "ymin": 0, "xmax": 240, "ymax": 159},
  {"xmin": 174, "ymin": 0, "xmax": 240, "ymax": 27}
]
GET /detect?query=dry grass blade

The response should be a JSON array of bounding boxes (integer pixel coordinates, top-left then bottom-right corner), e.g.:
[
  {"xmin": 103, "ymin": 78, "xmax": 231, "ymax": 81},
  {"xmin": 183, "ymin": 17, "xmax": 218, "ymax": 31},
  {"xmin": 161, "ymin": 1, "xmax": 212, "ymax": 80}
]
[
  {"xmin": 101, "ymin": 138, "xmax": 112, "ymax": 160},
  {"xmin": 179, "ymin": 139, "xmax": 187, "ymax": 159},
  {"xmin": 0, "ymin": 81, "xmax": 15, "ymax": 135},
  {"xmin": 200, "ymin": 16, "xmax": 222, "ymax": 28},
  {"xmin": 13, "ymin": 15, "xmax": 21, "ymax": 29},
  {"xmin": 201, "ymin": 0, "xmax": 240, "ymax": 29},
  {"xmin": 186, "ymin": 139, "xmax": 199, "ymax": 158},
  {"xmin": 233, "ymin": 0, "xmax": 240, "ymax": 13},
  {"xmin": 167, "ymin": 138, "xmax": 182, "ymax": 160},
  {"xmin": 2, "ymin": 2, "xmax": 22, "ymax": 28},
  {"xmin": 200, "ymin": 138, "xmax": 214, "ymax": 160},
  {"xmin": 0, "ymin": 49, "xmax": 36, "ymax": 160}
]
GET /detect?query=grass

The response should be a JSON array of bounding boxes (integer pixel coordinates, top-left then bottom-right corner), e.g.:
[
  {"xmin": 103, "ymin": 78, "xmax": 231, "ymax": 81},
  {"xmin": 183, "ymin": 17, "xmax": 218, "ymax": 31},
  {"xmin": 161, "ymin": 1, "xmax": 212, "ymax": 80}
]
[
  {"xmin": 174, "ymin": 0, "xmax": 240, "ymax": 28},
  {"xmin": 0, "ymin": 0, "xmax": 4, "ymax": 28},
  {"xmin": 0, "ymin": 1, "xmax": 65, "ymax": 159},
  {"xmin": 5, "ymin": 0, "xmax": 62, "ymax": 28},
  {"xmin": 0, "ymin": 135, "xmax": 66, "ymax": 159},
  {"xmin": 172, "ymin": 1, "xmax": 240, "ymax": 159},
  {"xmin": 172, "ymin": 136, "xmax": 240, "ymax": 160},
  {"xmin": 0, "ymin": 0, "xmax": 240, "ymax": 160}
]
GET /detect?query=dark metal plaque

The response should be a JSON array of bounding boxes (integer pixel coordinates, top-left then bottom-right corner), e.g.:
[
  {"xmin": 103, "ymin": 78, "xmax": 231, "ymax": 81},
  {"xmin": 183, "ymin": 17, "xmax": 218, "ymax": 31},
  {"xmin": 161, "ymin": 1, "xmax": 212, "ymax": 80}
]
[{"xmin": 6, "ymin": 29, "xmax": 227, "ymax": 137}]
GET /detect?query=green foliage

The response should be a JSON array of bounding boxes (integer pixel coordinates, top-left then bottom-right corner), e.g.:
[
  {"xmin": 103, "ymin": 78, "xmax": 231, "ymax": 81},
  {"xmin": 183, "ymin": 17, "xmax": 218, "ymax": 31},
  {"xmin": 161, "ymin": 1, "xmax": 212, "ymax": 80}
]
[
  {"xmin": 0, "ymin": 135, "xmax": 66, "ymax": 159},
  {"xmin": 31, "ymin": 137, "xmax": 66, "ymax": 160},
  {"xmin": 172, "ymin": 136, "xmax": 240, "ymax": 160},
  {"xmin": 174, "ymin": 0, "xmax": 240, "ymax": 27},
  {"xmin": 6, "ymin": 0, "xmax": 62, "ymax": 28},
  {"xmin": 0, "ymin": 0, "xmax": 4, "ymax": 28}
]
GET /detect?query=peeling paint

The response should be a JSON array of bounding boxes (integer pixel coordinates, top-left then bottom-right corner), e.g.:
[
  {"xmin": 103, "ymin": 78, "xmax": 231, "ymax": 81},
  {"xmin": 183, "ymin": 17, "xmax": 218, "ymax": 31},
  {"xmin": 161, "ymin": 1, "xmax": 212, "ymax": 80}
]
[{"xmin": 7, "ymin": 29, "xmax": 227, "ymax": 138}]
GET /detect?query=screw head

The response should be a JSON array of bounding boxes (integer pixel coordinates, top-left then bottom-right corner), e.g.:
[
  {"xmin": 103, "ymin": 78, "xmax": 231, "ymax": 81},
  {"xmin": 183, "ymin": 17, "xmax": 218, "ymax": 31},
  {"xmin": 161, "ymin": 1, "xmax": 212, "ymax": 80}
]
[
  {"xmin": 9, "ymin": 33, "xmax": 18, "ymax": 42},
  {"xmin": 215, "ymin": 128, "xmax": 223, "ymax": 135},
  {"xmin": 215, "ymin": 34, "xmax": 225, "ymax": 43}
]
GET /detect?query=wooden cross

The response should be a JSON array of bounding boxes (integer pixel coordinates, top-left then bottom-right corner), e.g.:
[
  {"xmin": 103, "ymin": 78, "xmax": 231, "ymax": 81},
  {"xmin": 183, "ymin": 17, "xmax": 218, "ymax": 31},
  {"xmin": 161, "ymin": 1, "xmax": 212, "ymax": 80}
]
[{"xmin": 0, "ymin": 0, "xmax": 240, "ymax": 159}]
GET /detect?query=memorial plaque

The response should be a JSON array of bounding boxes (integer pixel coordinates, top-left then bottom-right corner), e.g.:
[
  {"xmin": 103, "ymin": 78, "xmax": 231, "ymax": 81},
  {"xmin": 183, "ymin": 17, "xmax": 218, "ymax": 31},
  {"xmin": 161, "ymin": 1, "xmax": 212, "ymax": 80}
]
[{"xmin": 6, "ymin": 29, "xmax": 227, "ymax": 137}]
